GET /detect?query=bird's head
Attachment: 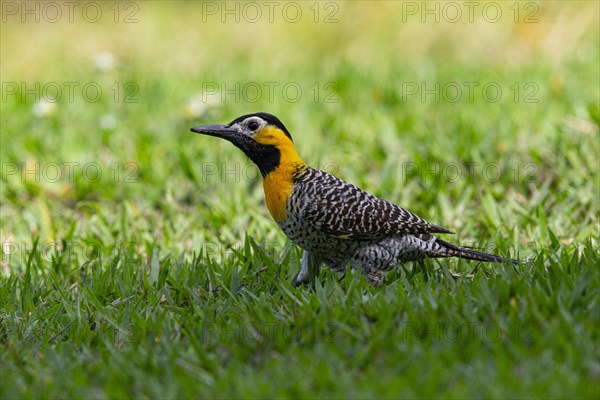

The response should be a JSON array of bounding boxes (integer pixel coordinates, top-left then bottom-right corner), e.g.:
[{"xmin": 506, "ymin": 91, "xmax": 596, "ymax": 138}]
[{"xmin": 191, "ymin": 112, "xmax": 302, "ymax": 177}]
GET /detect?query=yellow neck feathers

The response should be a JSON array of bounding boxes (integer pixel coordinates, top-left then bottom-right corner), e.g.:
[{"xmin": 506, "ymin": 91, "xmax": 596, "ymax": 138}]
[{"xmin": 254, "ymin": 126, "xmax": 306, "ymax": 222}]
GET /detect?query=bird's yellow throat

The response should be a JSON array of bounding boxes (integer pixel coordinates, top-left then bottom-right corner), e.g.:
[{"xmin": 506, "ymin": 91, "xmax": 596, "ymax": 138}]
[{"xmin": 255, "ymin": 126, "xmax": 307, "ymax": 222}]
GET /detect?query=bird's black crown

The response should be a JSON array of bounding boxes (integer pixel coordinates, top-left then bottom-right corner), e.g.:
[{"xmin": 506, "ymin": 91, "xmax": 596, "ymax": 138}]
[{"xmin": 229, "ymin": 112, "xmax": 293, "ymax": 142}]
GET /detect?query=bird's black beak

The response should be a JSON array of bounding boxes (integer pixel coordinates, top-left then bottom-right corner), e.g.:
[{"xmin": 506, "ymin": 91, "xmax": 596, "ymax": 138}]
[
  {"xmin": 190, "ymin": 124, "xmax": 238, "ymax": 141},
  {"xmin": 191, "ymin": 120, "xmax": 279, "ymax": 177}
]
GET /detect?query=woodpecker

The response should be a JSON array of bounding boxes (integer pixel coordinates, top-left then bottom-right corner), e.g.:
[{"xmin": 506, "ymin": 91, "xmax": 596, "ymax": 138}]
[{"xmin": 191, "ymin": 112, "xmax": 515, "ymax": 286}]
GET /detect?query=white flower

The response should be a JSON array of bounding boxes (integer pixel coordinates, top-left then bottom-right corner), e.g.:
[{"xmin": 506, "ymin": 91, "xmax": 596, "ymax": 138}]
[
  {"xmin": 99, "ymin": 114, "xmax": 117, "ymax": 130},
  {"xmin": 32, "ymin": 100, "xmax": 57, "ymax": 117},
  {"xmin": 184, "ymin": 94, "xmax": 220, "ymax": 119},
  {"xmin": 94, "ymin": 51, "xmax": 117, "ymax": 72}
]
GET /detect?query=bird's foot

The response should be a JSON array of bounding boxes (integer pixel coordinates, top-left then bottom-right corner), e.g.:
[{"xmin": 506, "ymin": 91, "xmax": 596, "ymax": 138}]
[
  {"xmin": 450, "ymin": 272, "xmax": 475, "ymax": 280},
  {"xmin": 365, "ymin": 270, "xmax": 385, "ymax": 287},
  {"xmin": 291, "ymin": 272, "xmax": 310, "ymax": 287}
]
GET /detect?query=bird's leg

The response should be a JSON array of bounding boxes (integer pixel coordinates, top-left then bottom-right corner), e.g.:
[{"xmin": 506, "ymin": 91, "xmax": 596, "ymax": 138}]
[
  {"xmin": 365, "ymin": 269, "xmax": 385, "ymax": 287},
  {"xmin": 292, "ymin": 250, "xmax": 320, "ymax": 287}
]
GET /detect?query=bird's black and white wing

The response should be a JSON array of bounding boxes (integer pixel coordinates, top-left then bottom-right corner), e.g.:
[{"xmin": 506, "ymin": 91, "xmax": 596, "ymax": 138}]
[{"xmin": 290, "ymin": 168, "xmax": 453, "ymax": 240}]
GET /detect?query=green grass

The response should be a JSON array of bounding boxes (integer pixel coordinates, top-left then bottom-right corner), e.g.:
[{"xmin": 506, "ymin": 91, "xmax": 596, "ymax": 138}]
[{"xmin": 1, "ymin": 2, "xmax": 599, "ymax": 398}]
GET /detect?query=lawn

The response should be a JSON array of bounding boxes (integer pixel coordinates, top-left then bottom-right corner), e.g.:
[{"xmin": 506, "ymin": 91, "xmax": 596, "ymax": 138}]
[{"xmin": 1, "ymin": 1, "xmax": 599, "ymax": 398}]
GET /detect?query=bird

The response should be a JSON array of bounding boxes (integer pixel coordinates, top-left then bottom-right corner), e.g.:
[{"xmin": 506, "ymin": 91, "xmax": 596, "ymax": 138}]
[{"xmin": 191, "ymin": 112, "xmax": 515, "ymax": 286}]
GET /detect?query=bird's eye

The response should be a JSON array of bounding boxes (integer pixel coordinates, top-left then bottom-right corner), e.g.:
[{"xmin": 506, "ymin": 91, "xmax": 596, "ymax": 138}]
[{"xmin": 247, "ymin": 120, "xmax": 260, "ymax": 131}]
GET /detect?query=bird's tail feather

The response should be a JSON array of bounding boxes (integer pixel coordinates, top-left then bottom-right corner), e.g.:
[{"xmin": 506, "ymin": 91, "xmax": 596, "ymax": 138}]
[{"xmin": 433, "ymin": 238, "xmax": 517, "ymax": 264}]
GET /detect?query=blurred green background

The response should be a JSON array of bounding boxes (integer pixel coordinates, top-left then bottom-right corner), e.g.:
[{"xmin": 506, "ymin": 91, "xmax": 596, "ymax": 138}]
[
  {"xmin": 2, "ymin": 2, "xmax": 598, "ymax": 247},
  {"xmin": 1, "ymin": 1, "xmax": 598, "ymax": 249},
  {"xmin": 1, "ymin": 1, "xmax": 598, "ymax": 398}
]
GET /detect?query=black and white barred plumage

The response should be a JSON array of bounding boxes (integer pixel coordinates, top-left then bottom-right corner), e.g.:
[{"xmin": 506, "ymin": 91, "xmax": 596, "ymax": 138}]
[{"xmin": 283, "ymin": 167, "xmax": 509, "ymax": 285}]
